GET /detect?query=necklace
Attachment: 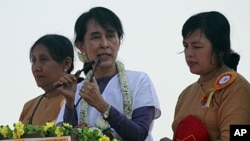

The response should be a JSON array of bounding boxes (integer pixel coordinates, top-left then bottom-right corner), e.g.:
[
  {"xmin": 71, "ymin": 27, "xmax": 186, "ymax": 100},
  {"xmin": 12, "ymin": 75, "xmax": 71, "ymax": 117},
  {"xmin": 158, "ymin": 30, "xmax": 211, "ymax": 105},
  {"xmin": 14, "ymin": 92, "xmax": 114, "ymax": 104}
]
[{"xmin": 80, "ymin": 60, "xmax": 132, "ymax": 126}]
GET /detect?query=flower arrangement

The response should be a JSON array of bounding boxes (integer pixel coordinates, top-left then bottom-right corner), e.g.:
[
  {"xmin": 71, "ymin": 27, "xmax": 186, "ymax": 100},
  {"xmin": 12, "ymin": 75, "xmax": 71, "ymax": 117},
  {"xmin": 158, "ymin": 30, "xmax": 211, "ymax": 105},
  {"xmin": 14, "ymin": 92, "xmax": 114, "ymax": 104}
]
[{"xmin": 0, "ymin": 121, "xmax": 118, "ymax": 141}]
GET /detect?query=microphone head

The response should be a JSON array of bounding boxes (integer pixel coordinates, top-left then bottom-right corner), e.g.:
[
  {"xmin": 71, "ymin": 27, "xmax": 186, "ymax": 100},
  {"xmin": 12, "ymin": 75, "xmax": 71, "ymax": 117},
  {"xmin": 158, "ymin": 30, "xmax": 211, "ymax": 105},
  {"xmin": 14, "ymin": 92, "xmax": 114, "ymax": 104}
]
[
  {"xmin": 83, "ymin": 60, "xmax": 95, "ymax": 74},
  {"xmin": 89, "ymin": 58, "xmax": 102, "ymax": 82}
]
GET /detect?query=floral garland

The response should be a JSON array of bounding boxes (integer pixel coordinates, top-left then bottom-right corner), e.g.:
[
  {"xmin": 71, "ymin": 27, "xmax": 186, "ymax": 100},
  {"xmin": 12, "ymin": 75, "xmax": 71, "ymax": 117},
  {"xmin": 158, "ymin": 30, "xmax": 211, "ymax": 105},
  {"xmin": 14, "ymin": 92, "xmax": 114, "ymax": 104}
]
[
  {"xmin": 116, "ymin": 61, "xmax": 132, "ymax": 119},
  {"xmin": 80, "ymin": 60, "xmax": 132, "ymax": 130},
  {"xmin": 0, "ymin": 121, "xmax": 118, "ymax": 140}
]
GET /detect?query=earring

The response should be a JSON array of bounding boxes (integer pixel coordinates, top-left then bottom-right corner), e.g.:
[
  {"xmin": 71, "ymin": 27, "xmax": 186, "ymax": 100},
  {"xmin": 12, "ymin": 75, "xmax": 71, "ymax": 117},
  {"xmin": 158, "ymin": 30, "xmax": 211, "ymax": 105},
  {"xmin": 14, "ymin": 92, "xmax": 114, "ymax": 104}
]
[
  {"xmin": 78, "ymin": 52, "xmax": 89, "ymax": 63},
  {"xmin": 64, "ymin": 69, "xmax": 67, "ymax": 72}
]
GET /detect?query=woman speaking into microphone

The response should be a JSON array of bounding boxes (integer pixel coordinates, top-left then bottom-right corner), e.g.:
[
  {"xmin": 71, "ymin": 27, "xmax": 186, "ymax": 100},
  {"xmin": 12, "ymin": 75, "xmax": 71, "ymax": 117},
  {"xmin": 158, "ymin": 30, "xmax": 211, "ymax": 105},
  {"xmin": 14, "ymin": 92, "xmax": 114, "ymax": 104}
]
[{"xmin": 55, "ymin": 6, "xmax": 161, "ymax": 141}]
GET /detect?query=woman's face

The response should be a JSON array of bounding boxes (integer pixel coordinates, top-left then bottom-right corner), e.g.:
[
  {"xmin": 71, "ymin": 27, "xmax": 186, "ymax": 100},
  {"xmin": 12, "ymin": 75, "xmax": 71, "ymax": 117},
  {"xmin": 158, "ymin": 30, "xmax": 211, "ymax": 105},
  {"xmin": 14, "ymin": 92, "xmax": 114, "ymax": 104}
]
[
  {"xmin": 78, "ymin": 19, "xmax": 120, "ymax": 70},
  {"xmin": 31, "ymin": 44, "xmax": 65, "ymax": 91},
  {"xmin": 183, "ymin": 29, "xmax": 217, "ymax": 75}
]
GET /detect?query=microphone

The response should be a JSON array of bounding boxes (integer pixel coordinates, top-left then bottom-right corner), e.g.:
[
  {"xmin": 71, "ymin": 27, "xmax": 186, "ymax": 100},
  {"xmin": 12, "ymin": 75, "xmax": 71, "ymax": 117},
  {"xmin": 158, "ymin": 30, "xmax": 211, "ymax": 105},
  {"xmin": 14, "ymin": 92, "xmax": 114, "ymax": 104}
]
[
  {"xmin": 75, "ymin": 58, "xmax": 102, "ymax": 107},
  {"xmin": 28, "ymin": 60, "xmax": 95, "ymax": 125},
  {"xmin": 90, "ymin": 57, "xmax": 102, "ymax": 82},
  {"xmin": 45, "ymin": 60, "xmax": 95, "ymax": 94}
]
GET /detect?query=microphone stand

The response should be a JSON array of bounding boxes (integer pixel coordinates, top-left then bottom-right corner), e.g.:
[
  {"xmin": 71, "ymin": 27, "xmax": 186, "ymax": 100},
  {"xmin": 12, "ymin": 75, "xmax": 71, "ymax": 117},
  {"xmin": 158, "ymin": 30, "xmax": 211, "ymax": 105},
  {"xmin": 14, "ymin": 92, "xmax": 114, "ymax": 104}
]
[{"xmin": 28, "ymin": 60, "xmax": 95, "ymax": 125}]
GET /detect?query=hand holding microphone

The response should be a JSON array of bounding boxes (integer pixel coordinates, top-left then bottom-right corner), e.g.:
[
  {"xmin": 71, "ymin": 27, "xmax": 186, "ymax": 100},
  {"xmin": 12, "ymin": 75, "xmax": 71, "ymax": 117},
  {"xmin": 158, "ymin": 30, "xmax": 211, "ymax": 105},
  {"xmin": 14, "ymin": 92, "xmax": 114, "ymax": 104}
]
[
  {"xmin": 28, "ymin": 60, "xmax": 95, "ymax": 125},
  {"xmin": 75, "ymin": 58, "xmax": 102, "ymax": 107},
  {"xmin": 49, "ymin": 60, "xmax": 95, "ymax": 93}
]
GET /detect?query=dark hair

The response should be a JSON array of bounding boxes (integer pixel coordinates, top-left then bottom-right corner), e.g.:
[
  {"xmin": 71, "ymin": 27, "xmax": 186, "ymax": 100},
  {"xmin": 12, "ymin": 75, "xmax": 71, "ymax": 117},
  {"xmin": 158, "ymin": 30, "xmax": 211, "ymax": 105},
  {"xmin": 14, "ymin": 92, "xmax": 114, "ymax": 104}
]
[
  {"xmin": 182, "ymin": 11, "xmax": 240, "ymax": 71},
  {"xmin": 74, "ymin": 6, "xmax": 124, "ymax": 44},
  {"xmin": 29, "ymin": 34, "xmax": 74, "ymax": 73}
]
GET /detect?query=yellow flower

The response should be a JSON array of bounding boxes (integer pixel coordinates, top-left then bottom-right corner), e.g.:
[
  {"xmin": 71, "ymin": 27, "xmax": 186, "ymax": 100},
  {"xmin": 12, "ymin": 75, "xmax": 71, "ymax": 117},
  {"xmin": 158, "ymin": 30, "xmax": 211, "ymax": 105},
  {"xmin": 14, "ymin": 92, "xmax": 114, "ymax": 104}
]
[
  {"xmin": 13, "ymin": 121, "xmax": 25, "ymax": 138},
  {"xmin": 12, "ymin": 132, "xmax": 18, "ymax": 139},
  {"xmin": 99, "ymin": 135, "xmax": 110, "ymax": 141},
  {"xmin": 0, "ymin": 126, "xmax": 10, "ymax": 138},
  {"xmin": 55, "ymin": 126, "xmax": 64, "ymax": 137},
  {"xmin": 0, "ymin": 121, "xmax": 119, "ymax": 140},
  {"xmin": 62, "ymin": 123, "xmax": 71, "ymax": 128},
  {"xmin": 42, "ymin": 121, "xmax": 55, "ymax": 131},
  {"xmin": 14, "ymin": 121, "xmax": 24, "ymax": 128}
]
